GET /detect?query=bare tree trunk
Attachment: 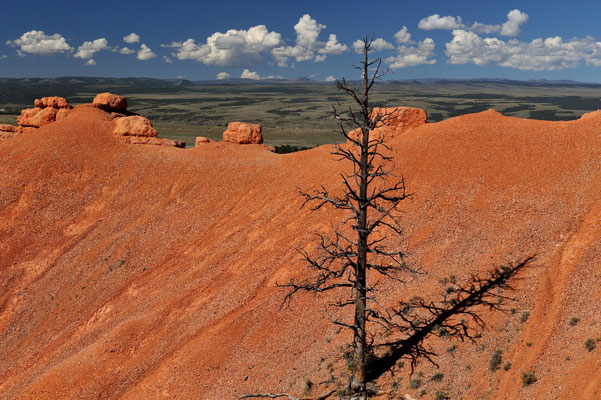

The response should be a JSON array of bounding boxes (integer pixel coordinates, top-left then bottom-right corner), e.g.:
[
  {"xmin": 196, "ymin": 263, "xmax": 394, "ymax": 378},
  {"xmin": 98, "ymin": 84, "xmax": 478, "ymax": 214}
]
[{"xmin": 352, "ymin": 40, "xmax": 371, "ymax": 398}]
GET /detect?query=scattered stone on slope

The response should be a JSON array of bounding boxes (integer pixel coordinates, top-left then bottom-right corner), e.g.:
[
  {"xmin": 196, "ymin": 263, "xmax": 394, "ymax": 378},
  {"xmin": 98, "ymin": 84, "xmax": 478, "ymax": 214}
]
[
  {"xmin": 223, "ymin": 122, "xmax": 263, "ymax": 144},
  {"xmin": 93, "ymin": 92, "xmax": 128, "ymax": 112},
  {"xmin": 120, "ymin": 136, "xmax": 186, "ymax": 148},
  {"xmin": 0, "ymin": 124, "xmax": 18, "ymax": 133},
  {"xmin": 195, "ymin": 136, "xmax": 214, "ymax": 146},
  {"xmin": 348, "ymin": 106, "xmax": 427, "ymax": 142}
]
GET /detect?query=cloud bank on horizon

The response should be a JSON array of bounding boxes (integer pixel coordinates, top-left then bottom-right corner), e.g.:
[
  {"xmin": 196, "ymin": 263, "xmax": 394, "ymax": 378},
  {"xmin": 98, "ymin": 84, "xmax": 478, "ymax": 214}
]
[{"xmin": 3, "ymin": 9, "xmax": 601, "ymax": 79}]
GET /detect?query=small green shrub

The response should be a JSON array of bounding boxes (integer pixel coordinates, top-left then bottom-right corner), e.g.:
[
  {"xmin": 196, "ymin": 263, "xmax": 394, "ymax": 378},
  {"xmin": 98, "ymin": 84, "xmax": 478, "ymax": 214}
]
[
  {"xmin": 520, "ymin": 312, "xmax": 530, "ymax": 323},
  {"xmin": 522, "ymin": 371, "xmax": 537, "ymax": 386},
  {"xmin": 434, "ymin": 324, "xmax": 449, "ymax": 337},
  {"xmin": 568, "ymin": 317, "xmax": 580, "ymax": 326},
  {"xmin": 435, "ymin": 390, "xmax": 451, "ymax": 400},
  {"xmin": 490, "ymin": 349, "xmax": 503, "ymax": 372},
  {"xmin": 410, "ymin": 376, "xmax": 422, "ymax": 389},
  {"xmin": 431, "ymin": 372, "xmax": 444, "ymax": 382},
  {"xmin": 503, "ymin": 361, "xmax": 512, "ymax": 371},
  {"xmin": 526, "ymin": 342, "xmax": 533, "ymax": 347},
  {"xmin": 585, "ymin": 338, "xmax": 596, "ymax": 352}
]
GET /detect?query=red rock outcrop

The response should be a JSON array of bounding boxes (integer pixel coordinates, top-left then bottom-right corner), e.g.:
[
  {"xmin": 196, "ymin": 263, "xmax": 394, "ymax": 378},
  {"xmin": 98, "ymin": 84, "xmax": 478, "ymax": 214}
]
[
  {"xmin": 113, "ymin": 115, "xmax": 158, "ymax": 137},
  {"xmin": 0, "ymin": 132, "xmax": 18, "ymax": 140},
  {"xmin": 93, "ymin": 92, "xmax": 128, "ymax": 112},
  {"xmin": 349, "ymin": 106, "xmax": 427, "ymax": 142},
  {"xmin": 222, "ymin": 122, "xmax": 263, "ymax": 144},
  {"xmin": 112, "ymin": 115, "xmax": 184, "ymax": 147},
  {"xmin": 0, "ymin": 124, "xmax": 18, "ymax": 133},
  {"xmin": 34, "ymin": 97, "xmax": 71, "ymax": 109},
  {"xmin": 17, "ymin": 107, "xmax": 58, "ymax": 128},
  {"xmin": 56, "ymin": 108, "xmax": 71, "ymax": 122}
]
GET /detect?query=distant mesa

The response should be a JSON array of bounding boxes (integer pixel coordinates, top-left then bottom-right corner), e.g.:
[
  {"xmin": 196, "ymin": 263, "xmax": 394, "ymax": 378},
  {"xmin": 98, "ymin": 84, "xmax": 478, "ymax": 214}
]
[
  {"xmin": 222, "ymin": 122, "xmax": 263, "ymax": 144},
  {"xmin": 348, "ymin": 107, "xmax": 427, "ymax": 142},
  {"xmin": 93, "ymin": 92, "xmax": 128, "ymax": 113}
]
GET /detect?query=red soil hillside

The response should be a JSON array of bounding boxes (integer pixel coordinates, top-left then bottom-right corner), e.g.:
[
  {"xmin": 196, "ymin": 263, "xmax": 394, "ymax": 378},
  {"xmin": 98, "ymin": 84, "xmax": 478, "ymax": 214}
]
[{"xmin": 2, "ymin": 104, "xmax": 601, "ymax": 399}]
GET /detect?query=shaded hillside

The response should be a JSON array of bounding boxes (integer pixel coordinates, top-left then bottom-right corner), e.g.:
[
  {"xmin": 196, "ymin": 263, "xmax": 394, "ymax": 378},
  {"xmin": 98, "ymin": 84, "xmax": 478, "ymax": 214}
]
[{"xmin": 1, "ymin": 105, "xmax": 601, "ymax": 399}]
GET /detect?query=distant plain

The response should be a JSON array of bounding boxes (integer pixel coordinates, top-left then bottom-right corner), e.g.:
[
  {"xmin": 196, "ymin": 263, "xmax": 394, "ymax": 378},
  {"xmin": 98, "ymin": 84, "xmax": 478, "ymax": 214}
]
[{"xmin": 2, "ymin": 78, "xmax": 601, "ymax": 147}]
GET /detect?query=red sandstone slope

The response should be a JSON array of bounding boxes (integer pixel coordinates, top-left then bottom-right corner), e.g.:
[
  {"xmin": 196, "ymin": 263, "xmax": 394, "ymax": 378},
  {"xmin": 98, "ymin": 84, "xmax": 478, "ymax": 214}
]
[{"xmin": 1, "ymin": 105, "xmax": 601, "ymax": 399}]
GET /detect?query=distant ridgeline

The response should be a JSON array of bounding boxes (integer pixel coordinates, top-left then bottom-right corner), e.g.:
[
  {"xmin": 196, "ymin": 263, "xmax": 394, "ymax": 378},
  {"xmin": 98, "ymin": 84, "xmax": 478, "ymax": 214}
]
[{"xmin": 2, "ymin": 77, "xmax": 601, "ymax": 148}]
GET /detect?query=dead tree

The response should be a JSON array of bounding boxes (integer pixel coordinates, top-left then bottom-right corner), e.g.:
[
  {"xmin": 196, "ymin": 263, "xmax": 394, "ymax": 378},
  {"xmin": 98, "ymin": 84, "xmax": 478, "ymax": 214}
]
[
  {"xmin": 279, "ymin": 37, "xmax": 412, "ymax": 397},
  {"xmin": 277, "ymin": 37, "xmax": 533, "ymax": 399}
]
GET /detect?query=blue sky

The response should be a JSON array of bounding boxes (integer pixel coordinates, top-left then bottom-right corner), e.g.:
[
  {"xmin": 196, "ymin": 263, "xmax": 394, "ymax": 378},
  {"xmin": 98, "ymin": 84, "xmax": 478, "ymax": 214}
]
[{"xmin": 2, "ymin": 0, "xmax": 601, "ymax": 82}]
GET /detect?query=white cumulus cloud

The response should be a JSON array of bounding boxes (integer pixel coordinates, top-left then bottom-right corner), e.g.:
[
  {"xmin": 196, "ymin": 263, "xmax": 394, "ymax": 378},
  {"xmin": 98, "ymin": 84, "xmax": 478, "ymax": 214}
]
[
  {"xmin": 85, "ymin": 59, "xmax": 96, "ymax": 66},
  {"xmin": 216, "ymin": 72, "xmax": 230, "ymax": 79},
  {"xmin": 353, "ymin": 38, "xmax": 394, "ymax": 54},
  {"xmin": 123, "ymin": 33, "xmax": 140, "ymax": 44},
  {"xmin": 500, "ymin": 9, "xmax": 529, "ymax": 36},
  {"xmin": 324, "ymin": 75, "xmax": 336, "ymax": 82},
  {"xmin": 445, "ymin": 30, "xmax": 601, "ymax": 71},
  {"xmin": 418, "ymin": 14, "xmax": 465, "ymax": 31},
  {"xmin": 163, "ymin": 56, "xmax": 172, "ymax": 63},
  {"xmin": 394, "ymin": 27, "xmax": 412, "ymax": 44},
  {"xmin": 240, "ymin": 69, "xmax": 282, "ymax": 80},
  {"xmin": 137, "ymin": 44, "xmax": 156, "ymax": 60},
  {"xmin": 385, "ymin": 38, "xmax": 436, "ymax": 69},
  {"xmin": 167, "ymin": 25, "xmax": 281, "ymax": 67},
  {"xmin": 241, "ymin": 69, "xmax": 261, "ymax": 80},
  {"xmin": 74, "ymin": 38, "xmax": 109, "ymax": 59},
  {"xmin": 6, "ymin": 30, "xmax": 72, "ymax": 56},
  {"xmin": 272, "ymin": 14, "xmax": 348, "ymax": 66},
  {"xmin": 120, "ymin": 47, "xmax": 135, "ymax": 55},
  {"xmin": 420, "ymin": 9, "xmax": 529, "ymax": 37}
]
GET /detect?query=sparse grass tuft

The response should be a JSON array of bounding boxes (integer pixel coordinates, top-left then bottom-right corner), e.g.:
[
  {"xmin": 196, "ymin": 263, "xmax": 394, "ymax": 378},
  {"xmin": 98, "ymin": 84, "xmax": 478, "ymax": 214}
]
[
  {"xmin": 301, "ymin": 377, "xmax": 313, "ymax": 393},
  {"xmin": 490, "ymin": 349, "xmax": 503, "ymax": 372},
  {"xmin": 585, "ymin": 338, "xmax": 596, "ymax": 352},
  {"xmin": 522, "ymin": 371, "xmax": 537, "ymax": 386},
  {"xmin": 568, "ymin": 317, "xmax": 580, "ymax": 326}
]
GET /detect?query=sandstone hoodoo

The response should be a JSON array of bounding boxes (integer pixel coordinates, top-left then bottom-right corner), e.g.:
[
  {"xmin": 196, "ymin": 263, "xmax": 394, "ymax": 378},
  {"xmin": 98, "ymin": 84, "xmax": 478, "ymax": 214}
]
[
  {"xmin": 349, "ymin": 106, "xmax": 427, "ymax": 142},
  {"xmin": 16, "ymin": 97, "xmax": 72, "ymax": 129},
  {"xmin": 222, "ymin": 121, "xmax": 263, "ymax": 144},
  {"xmin": 113, "ymin": 115, "xmax": 185, "ymax": 148},
  {"xmin": 93, "ymin": 92, "xmax": 128, "ymax": 113},
  {"xmin": 34, "ymin": 96, "xmax": 71, "ymax": 109},
  {"xmin": 17, "ymin": 107, "xmax": 58, "ymax": 128},
  {"xmin": 113, "ymin": 115, "xmax": 158, "ymax": 137}
]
